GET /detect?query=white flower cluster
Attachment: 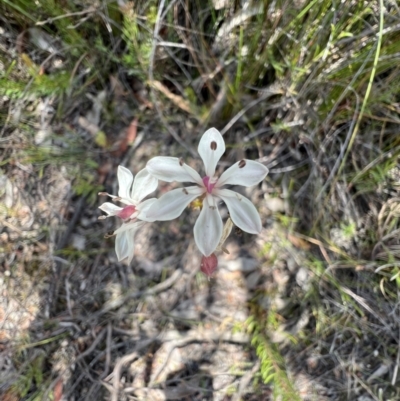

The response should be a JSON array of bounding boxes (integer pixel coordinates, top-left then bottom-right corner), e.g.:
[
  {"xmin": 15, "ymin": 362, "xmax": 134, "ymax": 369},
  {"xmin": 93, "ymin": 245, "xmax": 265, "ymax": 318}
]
[{"xmin": 99, "ymin": 128, "xmax": 268, "ymax": 276}]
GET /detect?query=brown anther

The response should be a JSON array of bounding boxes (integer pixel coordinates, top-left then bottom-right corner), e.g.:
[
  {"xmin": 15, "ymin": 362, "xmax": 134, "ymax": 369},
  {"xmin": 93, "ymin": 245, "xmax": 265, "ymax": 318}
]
[
  {"xmin": 98, "ymin": 192, "xmax": 108, "ymax": 196},
  {"xmin": 179, "ymin": 157, "xmax": 184, "ymax": 166},
  {"xmin": 238, "ymin": 159, "xmax": 246, "ymax": 168},
  {"xmin": 222, "ymin": 247, "xmax": 230, "ymax": 255},
  {"xmin": 210, "ymin": 141, "xmax": 217, "ymax": 150},
  {"xmin": 104, "ymin": 231, "xmax": 114, "ymax": 238},
  {"xmin": 182, "ymin": 188, "xmax": 189, "ymax": 195}
]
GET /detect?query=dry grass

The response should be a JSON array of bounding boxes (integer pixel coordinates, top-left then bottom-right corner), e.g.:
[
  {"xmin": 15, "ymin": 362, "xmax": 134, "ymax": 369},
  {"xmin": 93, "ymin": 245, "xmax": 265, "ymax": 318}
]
[{"xmin": 1, "ymin": 0, "xmax": 400, "ymax": 400}]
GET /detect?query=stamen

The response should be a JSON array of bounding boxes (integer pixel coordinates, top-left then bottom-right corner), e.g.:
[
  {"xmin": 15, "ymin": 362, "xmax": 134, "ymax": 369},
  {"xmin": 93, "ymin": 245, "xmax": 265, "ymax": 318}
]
[
  {"xmin": 210, "ymin": 141, "xmax": 217, "ymax": 150},
  {"xmin": 98, "ymin": 192, "xmax": 121, "ymax": 201},
  {"xmin": 208, "ymin": 193, "xmax": 217, "ymax": 210},
  {"xmin": 182, "ymin": 188, "xmax": 189, "ymax": 195},
  {"xmin": 104, "ymin": 231, "xmax": 114, "ymax": 238},
  {"xmin": 239, "ymin": 160, "xmax": 246, "ymax": 168},
  {"xmin": 98, "ymin": 215, "xmax": 107, "ymax": 220}
]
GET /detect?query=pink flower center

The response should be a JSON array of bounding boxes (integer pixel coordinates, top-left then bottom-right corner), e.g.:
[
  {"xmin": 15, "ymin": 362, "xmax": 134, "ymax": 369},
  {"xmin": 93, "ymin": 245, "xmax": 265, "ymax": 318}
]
[
  {"xmin": 202, "ymin": 176, "xmax": 216, "ymax": 193},
  {"xmin": 117, "ymin": 205, "xmax": 136, "ymax": 220}
]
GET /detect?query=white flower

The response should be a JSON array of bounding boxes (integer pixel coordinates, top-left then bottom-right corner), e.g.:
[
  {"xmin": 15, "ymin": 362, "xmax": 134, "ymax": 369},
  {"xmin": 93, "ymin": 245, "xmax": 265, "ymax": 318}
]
[
  {"xmin": 145, "ymin": 128, "xmax": 268, "ymax": 256},
  {"xmin": 99, "ymin": 166, "xmax": 158, "ymax": 263},
  {"xmin": 112, "ymin": 220, "xmax": 146, "ymax": 264}
]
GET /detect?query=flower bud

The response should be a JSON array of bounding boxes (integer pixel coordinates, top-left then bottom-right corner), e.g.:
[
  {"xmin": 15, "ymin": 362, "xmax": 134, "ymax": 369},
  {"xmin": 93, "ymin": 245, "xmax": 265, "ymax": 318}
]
[{"xmin": 200, "ymin": 253, "xmax": 218, "ymax": 277}]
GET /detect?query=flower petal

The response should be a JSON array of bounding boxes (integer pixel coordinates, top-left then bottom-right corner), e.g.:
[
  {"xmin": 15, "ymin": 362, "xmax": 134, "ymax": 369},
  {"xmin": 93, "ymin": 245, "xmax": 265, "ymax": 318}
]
[
  {"xmin": 194, "ymin": 193, "xmax": 223, "ymax": 256},
  {"xmin": 118, "ymin": 166, "xmax": 133, "ymax": 199},
  {"xmin": 127, "ymin": 244, "xmax": 135, "ymax": 264},
  {"xmin": 136, "ymin": 198, "xmax": 158, "ymax": 222},
  {"xmin": 217, "ymin": 160, "xmax": 269, "ymax": 187},
  {"xmin": 214, "ymin": 188, "xmax": 262, "ymax": 234},
  {"xmin": 147, "ymin": 156, "xmax": 203, "ymax": 185},
  {"xmin": 114, "ymin": 220, "xmax": 146, "ymax": 236},
  {"xmin": 115, "ymin": 228, "xmax": 137, "ymax": 264},
  {"xmin": 115, "ymin": 231, "xmax": 130, "ymax": 261},
  {"xmin": 198, "ymin": 128, "xmax": 225, "ymax": 177},
  {"xmin": 146, "ymin": 186, "xmax": 204, "ymax": 221},
  {"xmin": 130, "ymin": 168, "xmax": 158, "ymax": 203},
  {"xmin": 99, "ymin": 202, "xmax": 122, "ymax": 216}
]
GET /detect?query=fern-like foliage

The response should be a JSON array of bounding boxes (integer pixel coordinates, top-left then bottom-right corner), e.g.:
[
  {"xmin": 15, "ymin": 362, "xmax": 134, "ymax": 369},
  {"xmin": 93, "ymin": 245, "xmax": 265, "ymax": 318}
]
[
  {"xmin": 246, "ymin": 314, "xmax": 302, "ymax": 401},
  {"xmin": 121, "ymin": 4, "xmax": 157, "ymax": 78}
]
